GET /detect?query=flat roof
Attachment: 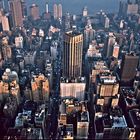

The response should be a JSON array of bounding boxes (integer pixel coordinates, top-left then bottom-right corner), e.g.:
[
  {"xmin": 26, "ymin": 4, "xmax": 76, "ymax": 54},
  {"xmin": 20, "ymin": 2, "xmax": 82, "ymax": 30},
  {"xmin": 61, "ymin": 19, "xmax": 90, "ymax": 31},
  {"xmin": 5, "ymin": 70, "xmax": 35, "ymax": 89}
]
[{"xmin": 65, "ymin": 31, "xmax": 81, "ymax": 37}]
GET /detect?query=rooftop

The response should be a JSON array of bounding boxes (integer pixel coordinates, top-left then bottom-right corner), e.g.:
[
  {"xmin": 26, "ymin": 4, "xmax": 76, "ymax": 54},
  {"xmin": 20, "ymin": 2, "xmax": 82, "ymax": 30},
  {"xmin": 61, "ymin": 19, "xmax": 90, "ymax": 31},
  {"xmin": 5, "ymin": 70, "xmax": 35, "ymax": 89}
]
[
  {"xmin": 78, "ymin": 111, "xmax": 89, "ymax": 122},
  {"xmin": 65, "ymin": 31, "xmax": 81, "ymax": 37},
  {"xmin": 97, "ymin": 72, "xmax": 118, "ymax": 84},
  {"xmin": 112, "ymin": 116, "xmax": 127, "ymax": 128},
  {"xmin": 5, "ymin": 128, "xmax": 42, "ymax": 140},
  {"xmin": 61, "ymin": 77, "xmax": 86, "ymax": 83},
  {"xmin": 58, "ymin": 124, "xmax": 74, "ymax": 139}
]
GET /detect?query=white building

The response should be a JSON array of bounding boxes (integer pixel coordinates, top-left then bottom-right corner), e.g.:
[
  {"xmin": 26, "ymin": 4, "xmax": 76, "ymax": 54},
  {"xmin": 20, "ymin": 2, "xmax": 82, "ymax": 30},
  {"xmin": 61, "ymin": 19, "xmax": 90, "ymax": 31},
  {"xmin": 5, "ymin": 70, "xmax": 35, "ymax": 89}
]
[
  {"xmin": 15, "ymin": 36, "xmax": 23, "ymax": 48},
  {"xmin": 60, "ymin": 78, "xmax": 86, "ymax": 101},
  {"xmin": 83, "ymin": 6, "xmax": 88, "ymax": 17}
]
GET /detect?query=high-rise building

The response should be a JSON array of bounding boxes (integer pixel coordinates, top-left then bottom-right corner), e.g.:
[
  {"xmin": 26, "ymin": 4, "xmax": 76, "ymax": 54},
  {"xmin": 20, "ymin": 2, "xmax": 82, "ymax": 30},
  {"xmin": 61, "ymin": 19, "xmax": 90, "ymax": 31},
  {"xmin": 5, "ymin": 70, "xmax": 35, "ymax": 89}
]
[
  {"xmin": 53, "ymin": 3, "xmax": 62, "ymax": 19},
  {"xmin": 9, "ymin": 0, "xmax": 23, "ymax": 27},
  {"xmin": 31, "ymin": 73, "xmax": 49, "ymax": 103},
  {"xmin": 0, "ymin": 49, "xmax": 3, "ymax": 67},
  {"xmin": 65, "ymin": 12, "xmax": 71, "ymax": 31},
  {"xmin": 121, "ymin": 53, "xmax": 139, "ymax": 84},
  {"xmin": 100, "ymin": 11, "xmax": 110, "ymax": 28},
  {"xmin": 45, "ymin": 1, "xmax": 49, "ymax": 13},
  {"xmin": 129, "ymin": 32, "xmax": 134, "ymax": 52},
  {"xmin": 1, "ymin": 68, "xmax": 20, "ymax": 104},
  {"xmin": 96, "ymin": 72, "xmax": 119, "ymax": 98},
  {"xmin": 86, "ymin": 40, "xmax": 101, "ymax": 58},
  {"xmin": 21, "ymin": 0, "xmax": 27, "ymax": 17},
  {"xmin": 104, "ymin": 33, "xmax": 116, "ymax": 58},
  {"xmin": 84, "ymin": 24, "xmax": 95, "ymax": 50},
  {"xmin": 112, "ymin": 42, "xmax": 120, "ymax": 58},
  {"xmin": 127, "ymin": 1, "xmax": 138, "ymax": 15},
  {"xmin": 90, "ymin": 61, "xmax": 109, "ymax": 83},
  {"xmin": 15, "ymin": 35, "xmax": 23, "ymax": 48},
  {"xmin": 30, "ymin": 4, "xmax": 39, "ymax": 20},
  {"xmin": 58, "ymin": 4, "xmax": 62, "ymax": 19},
  {"xmin": 82, "ymin": 6, "xmax": 88, "ymax": 17},
  {"xmin": 119, "ymin": 20, "xmax": 124, "ymax": 29},
  {"xmin": 77, "ymin": 111, "xmax": 89, "ymax": 139},
  {"xmin": 53, "ymin": 4, "xmax": 57, "ymax": 19},
  {"xmin": 104, "ymin": 16, "xmax": 110, "ymax": 29},
  {"xmin": 3, "ymin": 96, "xmax": 18, "ymax": 119},
  {"xmin": 0, "ymin": 0, "xmax": 4, "ymax": 9},
  {"xmin": 1, "ymin": 15, "xmax": 10, "ymax": 31},
  {"xmin": 2, "ymin": 45, "xmax": 12, "ymax": 61},
  {"xmin": 24, "ymin": 51, "xmax": 36, "ymax": 65},
  {"xmin": 118, "ymin": 1, "xmax": 127, "ymax": 17},
  {"xmin": 0, "ymin": 8, "xmax": 4, "ymax": 22},
  {"xmin": 63, "ymin": 31, "xmax": 83, "ymax": 79},
  {"xmin": 43, "ymin": 1, "xmax": 51, "ymax": 19},
  {"xmin": 95, "ymin": 71, "xmax": 120, "ymax": 114},
  {"xmin": 1, "ymin": 0, "xmax": 9, "ymax": 12}
]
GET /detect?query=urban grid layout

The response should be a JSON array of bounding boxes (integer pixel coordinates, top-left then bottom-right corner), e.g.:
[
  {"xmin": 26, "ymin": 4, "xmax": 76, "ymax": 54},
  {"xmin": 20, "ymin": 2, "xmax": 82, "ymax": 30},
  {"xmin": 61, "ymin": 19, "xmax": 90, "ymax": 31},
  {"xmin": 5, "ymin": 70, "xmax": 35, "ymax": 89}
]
[{"xmin": 0, "ymin": 0, "xmax": 140, "ymax": 139}]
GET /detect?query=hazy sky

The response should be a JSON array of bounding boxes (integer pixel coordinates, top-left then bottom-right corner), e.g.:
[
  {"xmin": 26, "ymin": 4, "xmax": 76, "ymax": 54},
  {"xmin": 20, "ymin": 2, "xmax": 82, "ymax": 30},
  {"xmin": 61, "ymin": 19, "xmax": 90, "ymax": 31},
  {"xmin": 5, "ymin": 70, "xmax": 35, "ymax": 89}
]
[{"xmin": 26, "ymin": 0, "xmax": 122, "ymax": 15}]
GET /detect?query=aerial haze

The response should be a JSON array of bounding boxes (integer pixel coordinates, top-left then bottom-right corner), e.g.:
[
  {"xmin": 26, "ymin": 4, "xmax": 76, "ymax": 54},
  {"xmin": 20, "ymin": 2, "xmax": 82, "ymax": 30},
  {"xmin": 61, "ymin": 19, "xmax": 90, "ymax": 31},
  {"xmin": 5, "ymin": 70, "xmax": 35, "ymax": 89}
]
[{"xmin": 26, "ymin": 0, "xmax": 121, "ymax": 15}]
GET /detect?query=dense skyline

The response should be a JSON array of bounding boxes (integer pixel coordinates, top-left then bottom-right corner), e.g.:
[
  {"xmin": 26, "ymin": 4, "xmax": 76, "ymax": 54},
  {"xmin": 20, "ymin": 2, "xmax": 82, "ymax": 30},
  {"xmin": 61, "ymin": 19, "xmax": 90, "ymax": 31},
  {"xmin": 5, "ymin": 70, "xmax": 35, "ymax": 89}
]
[
  {"xmin": 26, "ymin": 0, "xmax": 125, "ymax": 14},
  {"xmin": 1, "ymin": 0, "xmax": 140, "ymax": 139}
]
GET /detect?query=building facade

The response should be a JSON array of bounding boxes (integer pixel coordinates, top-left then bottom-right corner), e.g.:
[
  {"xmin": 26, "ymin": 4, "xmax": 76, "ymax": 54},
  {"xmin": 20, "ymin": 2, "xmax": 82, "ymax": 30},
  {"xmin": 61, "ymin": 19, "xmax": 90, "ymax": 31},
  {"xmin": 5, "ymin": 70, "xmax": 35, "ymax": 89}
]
[
  {"xmin": 9, "ymin": 0, "xmax": 23, "ymax": 27},
  {"xmin": 63, "ymin": 31, "xmax": 83, "ymax": 79}
]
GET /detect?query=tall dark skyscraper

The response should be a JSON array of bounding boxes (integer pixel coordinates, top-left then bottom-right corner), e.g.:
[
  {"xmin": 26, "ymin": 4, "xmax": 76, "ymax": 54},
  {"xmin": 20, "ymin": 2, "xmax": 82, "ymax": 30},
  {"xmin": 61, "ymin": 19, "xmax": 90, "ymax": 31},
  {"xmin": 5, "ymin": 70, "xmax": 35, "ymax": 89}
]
[
  {"xmin": 0, "ymin": 0, "xmax": 9, "ymax": 11},
  {"xmin": 121, "ymin": 53, "xmax": 139, "ymax": 85},
  {"xmin": 21, "ymin": 0, "xmax": 27, "ymax": 17},
  {"xmin": 63, "ymin": 31, "xmax": 83, "ymax": 79},
  {"xmin": 118, "ymin": 0, "xmax": 127, "ymax": 17},
  {"xmin": 9, "ymin": 0, "xmax": 23, "ymax": 27},
  {"xmin": 0, "ymin": 0, "xmax": 4, "ymax": 9}
]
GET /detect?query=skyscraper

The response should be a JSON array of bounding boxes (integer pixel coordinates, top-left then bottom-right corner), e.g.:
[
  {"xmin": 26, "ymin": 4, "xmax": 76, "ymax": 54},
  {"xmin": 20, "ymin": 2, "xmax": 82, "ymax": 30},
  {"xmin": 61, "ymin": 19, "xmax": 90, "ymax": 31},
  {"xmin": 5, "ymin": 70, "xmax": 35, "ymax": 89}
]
[
  {"xmin": 84, "ymin": 24, "xmax": 95, "ymax": 50},
  {"xmin": 30, "ymin": 4, "xmax": 39, "ymax": 20},
  {"xmin": 0, "ymin": 0, "xmax": 9, "ymax": 12},
  {"xmin": 112, "ymin": 42, "xmax": 120, "ymax": 58},
  {"xmin": 15, "ymin": 35, "xmax": 23, "ymax": 48},
  {"xmin": 127, "ymin": 0, "xmax": 138, "ymax": 15},
  {"xmin": 82, "ymin": 6, "xmax": 88, "ymax": 17},
  {"xmin": 44, "ymin": 1, "xmax": 51, "ymax": 19},
  {"xmin": 65, "ymin": 12, "xmax": 71, "ymax": 31},
  {"xmin": 53, "ymin": 4, "xmax": 57, "ymax": 19},
  {"xmin": 0, "ymin": 0, "xmax": 4, "ymax": 9},
  {"xmin": 121, "ymin": 53, "xmax": 139, "ymax": 85},
  {"xmin": 53, "ymin": 3, "xmax": 62, "ymax": 19},
  {"xmin": 2, "ymin": 45, "xmax": 12, "ymax": 62},
  {"xmin": 58, "ymin": 4, "xmax": 62, "ymax": 19},
  {"xmin": 104, "ymin": 33, "xmax": 116, "ymax": 58},
  {"xmin": 31, "ymin": 73, "xmax": 49, "ymax": 103},
  {"xmin": 9, "ymin": 0, "xmax": 23, "ymax": 27},
  {"xmin": 21, "ymin": 0, "xmax": 27, "ymax": 17},
  {"xmin": 46, "ymin": 1, "xmax": 49, "ymax": 13},
  {"xmin": 118, "ymin": 1, "xmax": 127, "ymax": 17},
  {"xmin": 63, "ymin": 31, "xmax": 83, "ymax": 79},
  {"xmin": 1, "ymin": 14, "xmax": 10, "ymax": 31}
]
